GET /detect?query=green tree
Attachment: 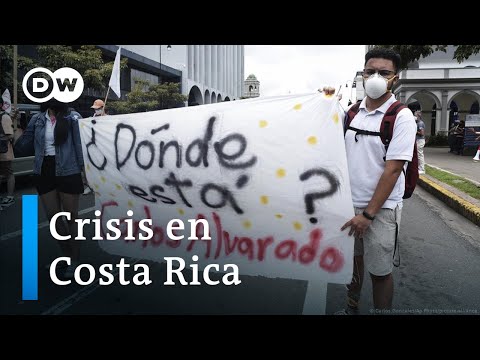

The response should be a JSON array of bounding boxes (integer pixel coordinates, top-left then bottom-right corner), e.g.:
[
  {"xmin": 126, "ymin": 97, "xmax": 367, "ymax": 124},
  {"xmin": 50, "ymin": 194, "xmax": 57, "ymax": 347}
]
[
  {"xmin": 109, "ymin": 79, "xmax": 187, "ymax": 114},
  {"xmin": 373, "ymin": 45, "xmax": 480, "ymax": 69},
  {"xmin": 35, "ymin": 45, "xmax": 128, "ymax": 91},
  {"xmin": 0, "ymin": 45, "xmax": 34, "ymax": 94},
  {"xmin": 0, "ymin": 45, "xmax": 127, "ymax": 100}
]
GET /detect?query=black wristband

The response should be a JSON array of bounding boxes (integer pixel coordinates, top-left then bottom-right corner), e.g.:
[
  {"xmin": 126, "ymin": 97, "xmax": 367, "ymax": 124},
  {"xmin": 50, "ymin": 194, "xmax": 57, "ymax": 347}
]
[{"xmin": 362, "ymin": 210, "xmax": 375, "ymax": 221}]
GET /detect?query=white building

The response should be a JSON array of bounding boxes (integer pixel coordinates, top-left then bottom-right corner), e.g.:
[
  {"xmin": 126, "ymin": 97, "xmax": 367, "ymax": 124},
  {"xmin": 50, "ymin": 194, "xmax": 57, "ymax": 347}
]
[
  {"xmin": 362, "ymin": 46, "xmax": 480, "ymax": 136},
  {"xmin": 243, "ymin": 74, "xmax": 260, "ymax": 98},
  {"xmin": 346, "ymin": 71, "xmax": 363, "ymax": 104},
  {"xmin": 394, "ymin": 46, "xmax": 480, "ymax": 136},
  {"xmin": 119, "ymin": 45, "xmax": 244, "ymax": 105}
]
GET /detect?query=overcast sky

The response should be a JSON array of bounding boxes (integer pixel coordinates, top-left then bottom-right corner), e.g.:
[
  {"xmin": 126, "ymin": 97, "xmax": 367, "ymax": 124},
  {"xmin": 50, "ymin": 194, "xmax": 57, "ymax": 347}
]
[{"xmin": 245, "ymin": 45, "xmax": 366, "ymax": 107}]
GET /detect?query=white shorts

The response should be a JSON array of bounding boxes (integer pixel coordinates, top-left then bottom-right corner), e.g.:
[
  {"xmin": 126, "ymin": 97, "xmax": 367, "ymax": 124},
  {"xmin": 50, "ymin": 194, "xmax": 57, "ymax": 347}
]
[{"xmin": 353, "ymin": 205, "xmax": 402, "ymax": 276}]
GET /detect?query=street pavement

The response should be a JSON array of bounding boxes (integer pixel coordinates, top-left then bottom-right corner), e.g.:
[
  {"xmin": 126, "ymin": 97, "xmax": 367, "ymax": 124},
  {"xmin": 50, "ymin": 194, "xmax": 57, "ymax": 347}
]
[{"xmin": 1, "ymin": 177, "xmax": 480, "ymax": 315}]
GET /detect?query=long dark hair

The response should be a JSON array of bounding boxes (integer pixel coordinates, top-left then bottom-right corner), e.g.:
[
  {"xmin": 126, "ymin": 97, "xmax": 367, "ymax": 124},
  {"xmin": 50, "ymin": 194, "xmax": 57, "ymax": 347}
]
[{"xmin": 41, "ymin": 100, "xmax": 70, "ymax": 146}]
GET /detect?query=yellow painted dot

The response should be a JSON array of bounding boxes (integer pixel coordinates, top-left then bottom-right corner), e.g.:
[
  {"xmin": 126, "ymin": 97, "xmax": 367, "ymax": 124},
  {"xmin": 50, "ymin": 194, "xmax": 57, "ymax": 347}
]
[
  {"xmin": 115, "ymin": 184, "xmax": 122, "ymax": 190},
  {"xmin": 109, "ymin": 193, "xmax": 116, "ymax": 198},
  {"xmin": 178, "ymin": 208, "xmax": 185, "ymax": 215},
  {"xmin": 100, "ymin": 176, "xmax": 106, "ymax": 183},
  {"xmin": 293, "ymin": 104, "xmax": 302, "ymax": 110},
  {"xmin": 243, "ymin": 220, "xmax": 252, "ymax": 229},
  {"xmin": 93, "ymin": 184, "xmax": 99, "ymax": 190},
  {"xmin": 333, "ymin": 113, "xmax": 339, "ymax": 124},
  {"xmin": 80, "ymin": 123, "xmax": 84, "ymax": 128},
  {"xmin": 293, "ymin": 222, "xmax": 303, "ymax": 231},
  {"xmin": 259, "ymin": 120, "xmax": 268, "ymax": 128},
  {"xmin": 86, "ymin": 164, "xmax": 90, "ymax": 171},
  {"xmin": 127, "ymin": 200, "xmax": 134, "ymax": 208},
  {"xmin": 276, "ymin": 168, "xmax": 286, "ymax": 178},
  {"xmin": 260, "ymin": 196, "xmax": 269, "ymax": 205},
  {"xmin": 307, "ymin": 136, "xmax": 317, "ymax": 145},
  {"xmin": 275, "ymin": 214, "xmax": 283, "ymax": 219}
]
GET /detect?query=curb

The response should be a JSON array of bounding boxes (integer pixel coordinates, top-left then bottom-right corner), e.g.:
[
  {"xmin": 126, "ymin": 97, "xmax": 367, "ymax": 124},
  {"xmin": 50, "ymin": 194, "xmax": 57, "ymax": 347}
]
[{"xmin": 418, "ymin": 176, "xmax": 480, "ymax": 227}]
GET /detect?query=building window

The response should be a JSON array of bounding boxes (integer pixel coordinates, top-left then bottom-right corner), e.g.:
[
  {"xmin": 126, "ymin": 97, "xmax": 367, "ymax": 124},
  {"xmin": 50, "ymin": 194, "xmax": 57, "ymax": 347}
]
[
  {"xmin": 131, "ymin": 68, "xmax": 159, "ymax": 88},
  {"xmin": 470, "ymin": 101, "xmax": 479, "ymax": 114}
]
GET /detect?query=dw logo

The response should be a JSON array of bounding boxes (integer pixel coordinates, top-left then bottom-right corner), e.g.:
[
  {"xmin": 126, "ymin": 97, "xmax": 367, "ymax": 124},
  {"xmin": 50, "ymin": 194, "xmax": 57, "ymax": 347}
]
[{"xmin": 22, "ymin": 67, "xmax": 84, "ymax": 103}]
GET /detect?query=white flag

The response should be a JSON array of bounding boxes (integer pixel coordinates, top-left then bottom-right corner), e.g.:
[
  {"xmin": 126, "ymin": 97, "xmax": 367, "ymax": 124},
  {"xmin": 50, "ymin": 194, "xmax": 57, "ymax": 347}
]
[
  {"xmin": 2, "ymin": 89, "xmax": 12, "ymax": 114},
  {"xmin": 109, "ymin": 47, "xmax": 122, "ymax": 98}
]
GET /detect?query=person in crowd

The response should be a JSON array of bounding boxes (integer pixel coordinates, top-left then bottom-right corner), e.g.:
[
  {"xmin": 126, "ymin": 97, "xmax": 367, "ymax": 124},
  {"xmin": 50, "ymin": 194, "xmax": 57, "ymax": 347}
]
[
  {"xmin": 0, "ymin": 99, "xmax": 15, "ymax": 210},
  {"xmin": 448, "ymin": 121, "xmax": 460, "ymax": 153},
  {"xmin": 13, "ymin": 112, "xmax": 28, "ymax": 144},
  {"xmin": 82, "ymin": 99, "xmax": 107, "ymax": 195},
  {"xmin": 333, "ymin": 48, "xmax": 416, "ymax": 314},
  {"xmin": 91, "ymin": 99, "xmax": 107, "ymax": 117},
  {"xmin": 454, "ymin": 120, "xmax": 465, "ymax": 155},
  {"xmin": 15, "ymin": 100, "xmax": 84, "ymax": 278},
  {"xmin": 414, "ymin": 110, "xmax": 426, "ymax": 174},
  {"xmin": 468, "ymin": 127, "xmax": 480, "ymax": 161}
]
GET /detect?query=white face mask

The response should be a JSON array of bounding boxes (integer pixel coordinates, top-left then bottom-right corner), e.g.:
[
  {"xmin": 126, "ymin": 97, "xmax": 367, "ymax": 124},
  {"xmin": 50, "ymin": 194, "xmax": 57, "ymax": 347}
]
[
  {"xmin": 364, "ymin": 73, "xmax": 393, "ymax": 100},
  {"xmin": 95, "ymin": 108, "xmax": 103, "ymax": 115}
]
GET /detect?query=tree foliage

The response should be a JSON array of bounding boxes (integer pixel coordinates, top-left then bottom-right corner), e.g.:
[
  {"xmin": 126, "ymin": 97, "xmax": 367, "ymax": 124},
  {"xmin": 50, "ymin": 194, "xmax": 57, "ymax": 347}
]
[
  {"xmin": 0, "ymin": 45, "xmax": 127, "ymax": 98},
  {"xmin": 0, "ymin": 45, "xmax": 34, "ymax": 94},
  {"xmin": 109, "ymin": 79, "xmax": 187, "ymax": 114},
  {"xmin": 35, "ymin": 45, "xmax": 128, "ymax": 91},
  {"xmin": 373, "ymin": 45, "xmax": 480, "ymax": 69}
]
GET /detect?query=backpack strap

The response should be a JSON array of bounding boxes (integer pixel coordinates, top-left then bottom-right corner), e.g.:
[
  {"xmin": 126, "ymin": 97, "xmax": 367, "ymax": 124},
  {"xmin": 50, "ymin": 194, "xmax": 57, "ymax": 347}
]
[
  {"xmin": 380, "ymin": 100, "xmax": 407, "ymax": 147},
  {"xmin": 344, "ymin": 99, "xmax": 408, "ymax": 149},
  {"xmin": 379, "ymin": 100, "xmax": 407, "ymax": 161},
  {"xmin": 344, "ymin": 102, "xmax": 361, "ymax": 135},
  {"xmin": 346, "ymin": 126, "xmax": 381, "ymax": 143}
]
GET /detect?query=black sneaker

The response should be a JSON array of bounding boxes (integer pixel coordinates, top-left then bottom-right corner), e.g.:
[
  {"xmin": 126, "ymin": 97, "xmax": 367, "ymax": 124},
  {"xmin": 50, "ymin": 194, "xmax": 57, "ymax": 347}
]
[
  {"xmin": 0, "ymin": 197, "xmax": 15, "ymax": 209},
  {"xmin": 333, "ymin": 307, "xmax": 360, "ymax": 315}
]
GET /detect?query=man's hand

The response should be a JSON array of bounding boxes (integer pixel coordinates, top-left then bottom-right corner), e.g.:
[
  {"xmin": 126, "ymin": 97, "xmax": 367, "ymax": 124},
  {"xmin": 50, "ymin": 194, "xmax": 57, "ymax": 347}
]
[{"xmin": 341, "ymin": 214, "xmax": 372, "ymax": 238}]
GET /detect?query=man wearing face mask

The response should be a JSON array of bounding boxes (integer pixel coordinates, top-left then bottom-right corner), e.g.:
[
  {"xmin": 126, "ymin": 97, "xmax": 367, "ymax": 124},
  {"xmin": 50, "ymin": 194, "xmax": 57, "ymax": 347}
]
[
  {"xmin": 82, "ymin": 99, "xmax": 106, "ymax": 196},
  {"xmin": 91, "ymin": 99, "xmax": 107, "ymax": 117},
  {"xmin": 337, "ymin": 48, "xmax": 417, "ymax": 314}
]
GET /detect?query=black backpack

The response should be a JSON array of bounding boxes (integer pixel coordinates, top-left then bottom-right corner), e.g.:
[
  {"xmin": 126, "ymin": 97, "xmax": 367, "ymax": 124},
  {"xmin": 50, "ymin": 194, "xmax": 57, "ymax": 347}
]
[
  {"xmin": 0, "ymin": 111, "xmax": 12, "ymax": 154},
  {"xmin": 344, "ymin": 100, "xmax": 419, "ymax": 199}
]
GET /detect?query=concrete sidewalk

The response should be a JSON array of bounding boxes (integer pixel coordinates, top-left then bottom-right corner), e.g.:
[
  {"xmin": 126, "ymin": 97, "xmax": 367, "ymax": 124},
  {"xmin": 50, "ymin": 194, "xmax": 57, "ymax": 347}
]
[
  {"xmin": 419, "ymin": 147, "xmax": 480, "ymax": 226},
  {"xmin": 424, "ymin": 147, "xmax": 480, "ymax": 184}
]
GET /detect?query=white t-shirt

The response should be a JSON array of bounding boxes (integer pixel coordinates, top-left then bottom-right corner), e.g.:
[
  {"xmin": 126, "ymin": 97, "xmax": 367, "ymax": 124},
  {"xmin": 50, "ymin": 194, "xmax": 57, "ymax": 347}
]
[
  {"xmin": 44, "ymin": 111, "xmax": 56, "ymax": 156},
  {"xmin": 345, "ymin": 95, "xmax": 416, "ymax": 209}
]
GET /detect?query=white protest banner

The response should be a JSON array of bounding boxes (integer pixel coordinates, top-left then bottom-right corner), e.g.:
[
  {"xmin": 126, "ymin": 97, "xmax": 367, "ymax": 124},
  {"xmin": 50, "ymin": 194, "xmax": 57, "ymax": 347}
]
[
  {"xmin": 79, "ymin": 93, "xmax": 354, "ymax": 286},
  {"xmin": 2, "ymin": 89, "xmax": 12, "ymax": 113}
]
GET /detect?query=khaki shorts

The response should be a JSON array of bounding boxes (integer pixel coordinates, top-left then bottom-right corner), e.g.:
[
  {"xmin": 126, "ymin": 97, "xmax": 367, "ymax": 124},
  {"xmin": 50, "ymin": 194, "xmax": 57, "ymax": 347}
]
[{"xmin": 353, "ymin": 205, "xmax": 402, "ymax": 276}]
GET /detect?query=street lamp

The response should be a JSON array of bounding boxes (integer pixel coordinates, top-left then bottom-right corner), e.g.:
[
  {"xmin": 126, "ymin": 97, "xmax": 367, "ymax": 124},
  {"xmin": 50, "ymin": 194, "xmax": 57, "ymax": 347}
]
[
  {"xmin": 345, "ymin": 80, "xmax": 355, "ymax": 104},
  {"xmin": 159, "ymin": 45, "xmax": 172, "ymax": 85}
]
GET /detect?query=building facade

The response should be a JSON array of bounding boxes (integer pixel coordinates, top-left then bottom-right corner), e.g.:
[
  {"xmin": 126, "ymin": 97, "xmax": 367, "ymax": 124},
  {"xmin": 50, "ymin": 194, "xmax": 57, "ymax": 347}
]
[
  {"xmin": 13, "ymin": 45, "xmax": 243, "ymax": 117},
  {"xmin": 362, "ymin": 46, "xmax": 480, "ymax": 136},
  {"xmin": 393, "ymin": 46, "xmax": 480, "ymax": 136},
  {"xmin": 243, "ymin": 74, "xmax": 260, "ymax": 98},
  {"xmin": 121, "ymin": 45, "xmax": 244, "ymax": 106}
]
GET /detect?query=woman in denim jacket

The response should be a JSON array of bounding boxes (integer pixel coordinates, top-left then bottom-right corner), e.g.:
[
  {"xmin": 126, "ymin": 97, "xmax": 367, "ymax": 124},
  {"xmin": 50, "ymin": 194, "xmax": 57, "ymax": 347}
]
[{"xmin": 15, "ymin": 100, "xmax": 84, "ymax": 279}]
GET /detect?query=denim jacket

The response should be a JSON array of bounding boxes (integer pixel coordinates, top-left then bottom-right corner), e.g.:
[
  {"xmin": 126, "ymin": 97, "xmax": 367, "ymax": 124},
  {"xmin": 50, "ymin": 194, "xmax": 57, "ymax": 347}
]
[{"xmin": 15, "ymin": 111, "xmax": 84, "ymax": 176}]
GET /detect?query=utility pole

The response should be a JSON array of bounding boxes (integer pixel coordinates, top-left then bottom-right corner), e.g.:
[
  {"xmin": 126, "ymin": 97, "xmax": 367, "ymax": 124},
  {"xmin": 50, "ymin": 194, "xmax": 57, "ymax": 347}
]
[{"xmin": 13, "ymin": 45, "xmax": 18, "ymax": 129}]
